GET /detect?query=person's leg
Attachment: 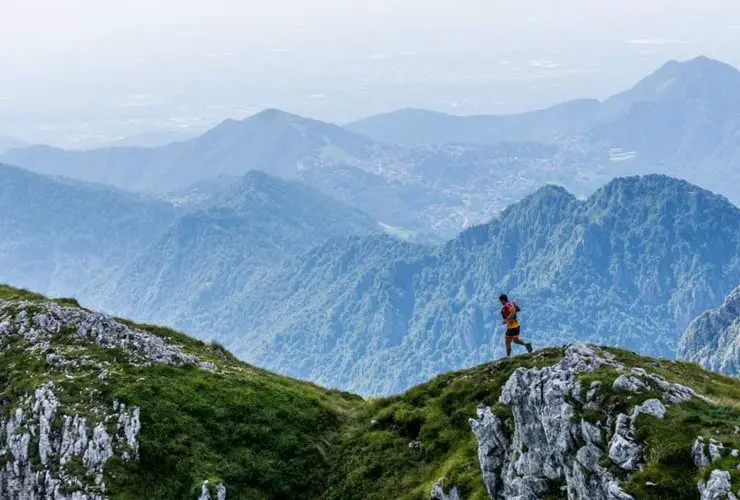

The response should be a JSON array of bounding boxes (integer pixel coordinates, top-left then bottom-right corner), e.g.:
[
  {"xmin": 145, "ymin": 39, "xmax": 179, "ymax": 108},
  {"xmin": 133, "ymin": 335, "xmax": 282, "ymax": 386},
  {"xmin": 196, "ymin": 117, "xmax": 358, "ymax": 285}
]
[
  {"xmin": 505, "ymin": 335, "xmax": 513, "ymax": 357},
  {"xmin": 512, "ymin": 336, "xmax": 533, "ymax": 353}
]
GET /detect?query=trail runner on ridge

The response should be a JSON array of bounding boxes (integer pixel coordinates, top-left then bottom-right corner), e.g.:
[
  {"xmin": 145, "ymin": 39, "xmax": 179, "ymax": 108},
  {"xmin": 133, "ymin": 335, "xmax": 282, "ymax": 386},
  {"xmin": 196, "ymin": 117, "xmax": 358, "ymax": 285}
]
[{"xmin": 499, "ymin": 294, "xmax": 533, "ymax": 357}]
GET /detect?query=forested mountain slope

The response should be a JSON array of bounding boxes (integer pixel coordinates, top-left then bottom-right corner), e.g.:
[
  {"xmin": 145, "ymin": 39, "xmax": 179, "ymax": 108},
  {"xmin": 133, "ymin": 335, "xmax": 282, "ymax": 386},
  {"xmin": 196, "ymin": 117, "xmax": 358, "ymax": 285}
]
[
  {"xmin": 87, "ymin": 171, "xmax": 379, "ymax": 333},
  {"xmin": 220, "ymin": 175, "xmax": 740, "ymax": 394},
  {"xmin": 0, "ymin": 163, "xmax": 178, "ymax": 296}
]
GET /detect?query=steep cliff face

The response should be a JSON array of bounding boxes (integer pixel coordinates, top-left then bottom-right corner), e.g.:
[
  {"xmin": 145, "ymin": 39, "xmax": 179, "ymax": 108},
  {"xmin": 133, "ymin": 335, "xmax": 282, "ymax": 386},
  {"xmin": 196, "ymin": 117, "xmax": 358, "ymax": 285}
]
[{"xmin": 679, "ymin": 285, "xmax": 740, "ymax": 376}]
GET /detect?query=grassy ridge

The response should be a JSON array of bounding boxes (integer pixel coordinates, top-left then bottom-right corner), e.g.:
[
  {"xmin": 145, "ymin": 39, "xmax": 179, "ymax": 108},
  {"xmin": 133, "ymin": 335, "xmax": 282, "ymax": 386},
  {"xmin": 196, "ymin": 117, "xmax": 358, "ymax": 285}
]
[
  {"xmin": 323, "ymin": 349, "xmax": 565, "ymax": 500},
  {"xmin": 0, "ymin": 285, "xmax": 738, "ymax": 499},
  {"xmin": 0, "ymin": 285, "xmax": 360, "ymax": 499}
]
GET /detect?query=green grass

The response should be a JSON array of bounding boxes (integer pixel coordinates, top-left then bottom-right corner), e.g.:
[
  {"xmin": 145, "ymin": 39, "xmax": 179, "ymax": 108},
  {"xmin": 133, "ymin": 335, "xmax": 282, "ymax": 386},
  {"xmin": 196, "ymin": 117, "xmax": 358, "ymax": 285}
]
[
  {"xmin": 323, "ymin": 349, "xmax": 564, "ymax": 500},
  {"xmin": 99, "ymin": 363, "xmax": 355, "ymax": 499},
  {"xmin": 0, "ymin": 284, "xmax": 80, "ymax": 307}
]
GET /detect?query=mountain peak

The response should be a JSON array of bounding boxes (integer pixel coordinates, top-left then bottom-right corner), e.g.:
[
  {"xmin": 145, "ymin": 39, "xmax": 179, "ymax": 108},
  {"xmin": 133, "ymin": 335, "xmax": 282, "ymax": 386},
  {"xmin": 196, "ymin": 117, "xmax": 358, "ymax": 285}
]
[
  {"xmin": 651, "ymin": 56, "xmax": 740, "ymax": 88},
  {"xmin": 247, "ymin": 108, "xmax": 303, "ymax": 123},
  {"xmin": 596, "ymin": 173, "xmax": 730, "ymax": 199},
  {"xmin": 665, "ymin": 55, "xmax": 739, "ymax": 75},
  {"xmin": 510, "ymin": 183, "xmax": 577, "ymax": 212},
  {"xmin": 588, "ymin": 174, "xmax": 738, "ymax": 210},
  {"xmin": 607, "ymin": 56, "xmax": 740, "ymax": 109}
]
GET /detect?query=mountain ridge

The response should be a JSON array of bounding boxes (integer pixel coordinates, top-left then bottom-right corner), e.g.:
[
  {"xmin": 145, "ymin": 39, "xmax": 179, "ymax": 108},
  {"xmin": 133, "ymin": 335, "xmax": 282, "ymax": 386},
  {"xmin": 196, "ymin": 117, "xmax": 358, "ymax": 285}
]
[
  {"xmin": 0, "ymin": 284, "xmax": 738, "ymax": 499},
  {"xmin": 0, "ymin": 162, "xmax": 178, "ymax": 297},
  {"xmin": 85, "ymin": 170, "xmax": 380, "ymax": 333},
  {"xmin": 345, "ymin": 98, "xmax": 601, "ymax": 146},
  {"xmin": 211, "ymin": 174, "xmax": 740, "ymax": 394},
  {"xmin": 347, "ymin": 56, "xmax": 738, "ymax": 146}
]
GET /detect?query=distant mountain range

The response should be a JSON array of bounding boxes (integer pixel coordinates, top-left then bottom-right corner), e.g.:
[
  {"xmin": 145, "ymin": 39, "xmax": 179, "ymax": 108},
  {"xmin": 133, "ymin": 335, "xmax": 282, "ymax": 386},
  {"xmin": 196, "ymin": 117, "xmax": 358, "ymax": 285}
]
[
  {"xmin": 87, "ymin": 170, "xmax": 379, "ymax": 333},
  {"xmin": 1, "ymin": 110, "xmax": 585, "ymax": 240},
  {"xmin": 345, "ymin": 99, "xmax": 601, "ymax": 146},
  {"xmin": 348, "ymin": 56, "xmax": 740, "ymax": 148},
  {"xmin": 679, "ymin": 285, "xmax": 740, "ymax": 376},
  {"xmin": 346, "ymin": 56, "xmax": 740, "ymax": 207},
  {"xmin": 5, "ymin": 57, "xmax": 740, "ymax": 239},
  {"xmin": 1, "ymin": 109, "xmax": 374, "ymax": 192},
  {"xmin": 0, "ymin": 163, "xmax": 177, "ymax": 296}
]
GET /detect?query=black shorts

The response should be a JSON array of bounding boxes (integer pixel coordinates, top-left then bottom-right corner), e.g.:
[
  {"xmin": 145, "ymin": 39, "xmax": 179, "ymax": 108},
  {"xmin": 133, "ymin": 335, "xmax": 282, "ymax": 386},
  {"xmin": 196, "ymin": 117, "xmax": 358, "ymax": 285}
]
[{"xmin": 505, "ymin": 327, "xmax": 520, "ymax": 338}]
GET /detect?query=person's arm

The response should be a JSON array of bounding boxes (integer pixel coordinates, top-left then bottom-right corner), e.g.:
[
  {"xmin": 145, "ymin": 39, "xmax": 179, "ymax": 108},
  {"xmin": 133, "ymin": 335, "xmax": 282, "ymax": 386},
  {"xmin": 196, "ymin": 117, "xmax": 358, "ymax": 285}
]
[{"xmin": 503, "ymin": 306, "xmax": 515, "ymax": 321}]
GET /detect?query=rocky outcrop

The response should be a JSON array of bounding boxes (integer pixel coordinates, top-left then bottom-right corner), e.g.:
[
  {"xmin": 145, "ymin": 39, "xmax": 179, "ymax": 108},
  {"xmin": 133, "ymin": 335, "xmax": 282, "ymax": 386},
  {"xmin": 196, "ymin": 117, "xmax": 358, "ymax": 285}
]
[
  {"xmin": 465, "ymin": 344, "xmax": 709, "ymax": 500},
  {"xmin": 693, "ymin": 437, "xmax": 711, "ymax": 468},
  {"xmin": 679, "ymin": 285, "xmax": 740, "ymax": 375},
  {"xmin": 198, "ymin": 481, "xmax": 227, "ymax": 500},
  {"xmin": 698, "ymin": 470, "xmax": 738, "ymax": 500},
  {"xmin": 0, "ymin": 299, "xmax": 217, "ymax": 499},
  {"xmin": 431, "ymin": 481, "xmax": 462, "ymax": 500},
  {"xmin": 0, "ymin": 300, "xmax": 214, "ymax": 369},
  {"xmin": 0, "ymin": 382, "xmax": 141, "ymax": 499},
  {"xmin": 693, "ymin": 436, "xmax": 739, "ymax": 500}
]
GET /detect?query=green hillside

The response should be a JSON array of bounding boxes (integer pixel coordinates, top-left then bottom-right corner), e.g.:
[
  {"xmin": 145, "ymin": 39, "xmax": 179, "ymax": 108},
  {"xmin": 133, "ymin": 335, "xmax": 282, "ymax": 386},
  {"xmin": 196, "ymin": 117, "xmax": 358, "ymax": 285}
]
[{"xmin": 0, "ymin": 285, "xmax": 738, "ymax": 499}]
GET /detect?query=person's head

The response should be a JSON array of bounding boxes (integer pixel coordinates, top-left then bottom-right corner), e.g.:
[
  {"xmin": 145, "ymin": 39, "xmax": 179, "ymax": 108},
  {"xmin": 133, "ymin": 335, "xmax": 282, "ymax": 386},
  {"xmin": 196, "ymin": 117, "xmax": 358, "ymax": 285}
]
[{"xmin": 499, "ymin": 294, "xmax": 508, "ymax": 305}]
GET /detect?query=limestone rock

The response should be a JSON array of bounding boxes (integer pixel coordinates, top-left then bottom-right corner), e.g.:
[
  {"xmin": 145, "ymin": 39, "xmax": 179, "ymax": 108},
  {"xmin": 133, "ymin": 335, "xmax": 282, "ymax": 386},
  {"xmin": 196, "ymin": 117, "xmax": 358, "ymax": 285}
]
[
  {"xmin": 581, "ymin": 420, "xmax": 602, "ymax": 446},
  {"xmin": 613, "ymin": 367, "xmax": 701, "ymax": 405},
  {"xmin": 0, "ymin": 382, "xmax": 141, "ymax": 499},
  {"xmin": 698, "ymin": 470, "xmax": 738, "ymax": 500},
  {"xmin": 469, "ymin": 406, "xmax": 508, "ymax": 498},
  {"xmin": 471, "ymin": 344, "xmax": 633, "ymax": 499},
  {"xmin": 613, "ymin": 374, "xmax": 648, "ymax": 393},
  {"xmin": 0, "ymin": 300, "xmax": 209, "ymax": 368},
  {"xmin": 469, "ymin": 344, "xmax": 710, "ymax": 499},
  {"xmin": 199, "ymin": 481, "xmax": 227, "ymax": 500},
  {"xmin": 709, "ymin": 439, "xmax": 726, "ymax": 463},
  {"xmin": 694, "ymin": 437, "xmax": 711, "ymax": 468},
  {"xmin": 679, "ymin": 285, "xmax": 740, "ymax": 376},
  {"xmin": 431, "ymin": 481, "xmax": 462, "ymax": 500},
  {"xmin": 631, "ymin": 399, "xmax": 666, "ymax": 420},
  {"xmin": 608, "ymin": 414, "xmax": 642, "ymax": 471}
]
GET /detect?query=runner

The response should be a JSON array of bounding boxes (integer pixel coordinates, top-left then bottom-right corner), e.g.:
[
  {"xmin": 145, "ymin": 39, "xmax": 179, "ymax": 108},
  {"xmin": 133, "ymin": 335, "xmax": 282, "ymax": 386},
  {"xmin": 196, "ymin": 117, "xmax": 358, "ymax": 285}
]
[{"xmin": 499, "ymin": 294, "xmax": 533, "ymax": 357}]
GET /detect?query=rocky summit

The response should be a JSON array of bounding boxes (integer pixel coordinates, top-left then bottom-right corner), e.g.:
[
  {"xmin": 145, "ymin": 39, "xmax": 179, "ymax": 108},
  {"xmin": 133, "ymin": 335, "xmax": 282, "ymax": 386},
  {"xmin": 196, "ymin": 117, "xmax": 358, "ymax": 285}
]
[{"xmin": 0, "ymin": 285, "xmax": 738, "ymax": 499}]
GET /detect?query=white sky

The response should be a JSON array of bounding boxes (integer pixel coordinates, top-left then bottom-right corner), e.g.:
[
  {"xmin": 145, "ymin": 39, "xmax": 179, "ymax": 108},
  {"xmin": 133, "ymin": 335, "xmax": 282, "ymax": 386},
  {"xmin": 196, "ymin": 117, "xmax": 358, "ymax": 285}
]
[{"xmin": 2, "ymin": 0, "xmax": 740, "ymax": 146}]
